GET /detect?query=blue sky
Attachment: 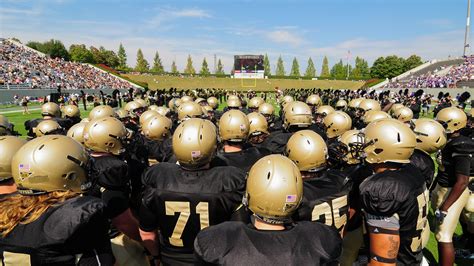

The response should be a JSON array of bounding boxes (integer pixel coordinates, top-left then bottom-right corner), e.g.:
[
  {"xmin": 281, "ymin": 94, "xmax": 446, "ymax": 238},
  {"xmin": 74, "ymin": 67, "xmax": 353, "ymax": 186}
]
[{"xmin": 1, "ymin": 0, "xmax": 471, "ymax": 73}]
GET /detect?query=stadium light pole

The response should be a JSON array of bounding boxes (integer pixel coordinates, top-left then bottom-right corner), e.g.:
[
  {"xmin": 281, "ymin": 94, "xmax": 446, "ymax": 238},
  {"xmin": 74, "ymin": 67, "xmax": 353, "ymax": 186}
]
[{"xmin": 464, "ymin": 0, "xmax": 471, "ymax": 56}]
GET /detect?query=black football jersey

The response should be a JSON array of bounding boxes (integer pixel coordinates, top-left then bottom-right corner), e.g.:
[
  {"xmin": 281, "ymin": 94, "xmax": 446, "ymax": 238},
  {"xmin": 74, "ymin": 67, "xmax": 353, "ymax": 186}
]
[
  {"xmin": 86, "ymin": 155, "xmax": 130, "ymax": 218},
  {"xmin": 307, "ymin": 123, "xmax": 328, "ymax": 140},
  {"xmin": 294, "ymin": 170, "xmax": 351, "ymax": 233},
  {"xmin": 215, "ymin": 146, "xmax": 269, "ymax": 172},
  {"xmin": 437, "ymin": 135, "xmax": 474, "ymax": 187},
  {"xmin": 410, "ymin": 149, "xmax": 435, "ymax": 189},
  {"xmin": 260, "ymin": 130, "xmax": 293, "ymax": 154},
  {"xmin": 194, "ymin": 221, "xmax": 342, "ymax": 266},
  {"xmin": 360, "ymin": 164, "xmax": 429, "ymax": 265},
  {"xmin": 268, "ymin": 117, "xmax": 283, "ymax": 132},
  {"xmin": 0, "ymin": 196, "xmax": 114, "ymax": 266},
  {"xmin": 139, "ymin": 163, "xmax": 246, "ymax": 264}
]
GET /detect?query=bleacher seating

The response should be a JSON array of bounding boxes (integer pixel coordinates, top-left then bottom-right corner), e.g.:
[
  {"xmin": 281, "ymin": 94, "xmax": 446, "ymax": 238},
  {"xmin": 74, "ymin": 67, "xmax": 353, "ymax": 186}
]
[{"xmin": 0, "ymin": 39, "xmax": 134, "ymax": 90}]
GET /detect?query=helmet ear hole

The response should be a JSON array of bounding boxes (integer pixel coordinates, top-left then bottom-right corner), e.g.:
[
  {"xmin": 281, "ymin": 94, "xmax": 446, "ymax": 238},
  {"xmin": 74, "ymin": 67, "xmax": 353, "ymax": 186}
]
[
  {"xmin": 397, "ymin": 133, "xmax": 401, "ymax": 142},
  {"xmin": 374, "ymin": 148, "xmax": 384, "ymax": 154}
]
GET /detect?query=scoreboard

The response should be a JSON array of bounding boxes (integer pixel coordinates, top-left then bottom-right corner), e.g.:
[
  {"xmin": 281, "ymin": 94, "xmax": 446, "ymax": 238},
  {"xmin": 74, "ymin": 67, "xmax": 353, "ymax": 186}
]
[{"xmin": 234, "ymin": 55, "xmax": 265, "ymax": 79}]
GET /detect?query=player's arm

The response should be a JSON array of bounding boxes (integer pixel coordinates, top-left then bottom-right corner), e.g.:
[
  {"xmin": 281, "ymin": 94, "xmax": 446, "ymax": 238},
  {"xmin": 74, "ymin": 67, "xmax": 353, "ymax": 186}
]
[
  {"xmin": 138, "ymin": 194, "xmax": 161, "ymax": 266},
  {"xmin": 365, "ymin": 214, "xmax": 400, "ymax": 265},
  {"xmin": 439, "ymin": 154, "xmax": 470, "ymax": 213}
]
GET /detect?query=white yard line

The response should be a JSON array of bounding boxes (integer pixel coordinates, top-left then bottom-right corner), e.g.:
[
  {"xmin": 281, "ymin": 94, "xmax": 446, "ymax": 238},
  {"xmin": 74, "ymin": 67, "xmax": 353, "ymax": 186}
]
[{"xmin": 0, "ymin": 107, "xmax": 41, "ymax": 114}]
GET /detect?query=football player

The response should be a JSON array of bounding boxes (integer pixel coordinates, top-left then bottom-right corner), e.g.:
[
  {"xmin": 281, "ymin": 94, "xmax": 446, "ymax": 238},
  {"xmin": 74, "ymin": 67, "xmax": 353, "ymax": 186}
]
[
  {"xmin": 287, "ymin": 129, "xmax": 351, "ymax": 235},
  {"xmin": 0, "ymin": 136, "xmax": 114, "ymax": 265},
  {"xmin": 360, "ymin": 119, "xmax": 428, "ymax": 265},
  {"xmin": 63, "ymin": 104, "xmax": 82, "ymax": 125},
  {"xmin": 0, "ymin": 115, "xmax": 19, "ymax": 136},
  {"xmin": 247, "ymin": 112, "xmax": 271, "ymax": 148},
  {"xmin": 194, "ymin": 155, "xmax": 342, "ymax": 265},
  {"xmin": 410, "ymin": 118, "xmax": 447, "ymax": 189},
  {"xmin": 33, "ymin": 119, "xmax": 64, "ymax": 137},
  {"xmin": 83, "ymin": 117, "xmax": 147, "ymax": 265},
  {"xmin": 139, "ymin": 118, "xmax": 246, "ymax": 266},
  {"xmin": 216, "ymin": 110, "xmax": 267, "ymax": 171},
  {"xmin": 323, "ymin": 111, "xmax": 352, "ymax": 145},
  {"xmin": 24, "ymin": 102, "xmax": 72, "ymax": 137},
  {"xmin": 258, "ymin": 102, "xmax": 282, "ymax": 132},
  {"xmin": 0, "ymin": 136, "xmax": 26, "ymax": 198},
  {"xmin": 432, "ymin": 107, "xmax": 473, "ymax": 265}
]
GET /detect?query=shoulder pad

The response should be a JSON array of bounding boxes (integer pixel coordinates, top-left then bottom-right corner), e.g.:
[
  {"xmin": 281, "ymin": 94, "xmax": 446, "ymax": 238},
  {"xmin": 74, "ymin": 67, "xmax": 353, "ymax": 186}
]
[
  {"xmin": 450, "ymin": 136, "xmax": 474, "ymax": 155},
  {"xmin": 44, "ymin": 196, "xmax": 105, "ymax": 242}
]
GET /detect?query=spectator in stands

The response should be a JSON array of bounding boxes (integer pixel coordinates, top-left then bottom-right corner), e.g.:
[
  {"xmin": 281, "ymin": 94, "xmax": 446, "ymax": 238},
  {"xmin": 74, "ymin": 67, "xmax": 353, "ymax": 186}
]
[{"xmin": 0, "ymin": 40, "xmax": 133, "ymax": 90}]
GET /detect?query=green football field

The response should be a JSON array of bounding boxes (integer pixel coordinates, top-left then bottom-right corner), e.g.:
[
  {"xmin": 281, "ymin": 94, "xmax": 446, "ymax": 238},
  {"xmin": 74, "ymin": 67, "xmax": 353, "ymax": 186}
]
[{"xmin": 0, "ymin": 102, "xmax": 472, "ymax": 265}]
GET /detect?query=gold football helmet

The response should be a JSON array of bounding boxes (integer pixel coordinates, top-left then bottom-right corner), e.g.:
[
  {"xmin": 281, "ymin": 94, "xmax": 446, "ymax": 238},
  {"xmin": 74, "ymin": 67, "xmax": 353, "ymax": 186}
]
[
  {"xmin": 218, "ymin": 110, "xmax": 250, "ymax": 142},
  {"xmin": 390, "ymin": 103, "xmax": 405, "ymax": 115},
  {"xmin": 358, "ymin": 99, "xmax": 381, "ymax": 112},
  {"xmin": 195, "ymin": 97, "xmax": 207, "ymax": 106},
  {"xmin": 364, "ymin": 119, "xmax": 416, "ymax": 164},
  {"xmin": 83, "ymin": 117, "xmax": 128, "ymax": 155},
  {"xmin": 283, "ymin": 101, "xmax": 312, "ymax": 129},
  {"xmin": 181, "ymin": 95, "xmax": 193, "ymax": 103},
  {"xmin": 172, "ymin": 118, "xmax": 217, "ymax": 169},
  {"xmin": 177, "ymin": 101, "xmax": 204, "ymax": 121},
  {"xmin": 134, "ymin": 98, "xmax": 148, "ymax": 107},
  {"xmin": 348, "ymin": 98, "xmax": 364, "ymax": 109},
  {"xmin": 435, "ymin": 107, "xmax": 467, "ymax": 133},
  {"xmin": 413, "ymin": 118, "xmax": 447, "ymax": 154},
  {"xmin": 363, "ymin": 110, "xmax": 391, "ymax": 125},
  {"xmin": 258, "ymin": 103, "xmax": 275, "ymax": 116},
  {"xmin": 12, "ymin": 135, "xmax": 89, "ymax": 194},
  {"xmin": 63, "ymin": 105, "xmax": 80, "ymax": 118},
  {"xmin": 281, "ymin": 95, "xmax": 294, "ymax": 107},
  {"xmin": 248, "ymin": 97, "xmax": 265, "ymax": 109},
  {"xmin": 35, "ymin": 120, "xmax": 62, "ymax": 137},
  {"xmin": 142, "ymin": 115, "xmax": 172, "ymax": 141},
  {"xmin": 67, "ymin": 122, "xmax": 87, "ymax": 145},
  {"xmin": 244, "ymin": 154, "xmax": 303, "ymax": 224},
  {"xmin": 335, "ymin": 99, "xmax": 348, "ymax": 110},
  {"xmin": 316, "ymin": 105, "xmax": 335, "ymax": 116},
  {"xmin": 124, "ymin": 101, "xmax": 145, "ymax": 118},
  {"xmin": 207, "ymin": 97, "xmax": 219, "ymax": 109},
  {"xmin": 41, "ymin": 102, "xmax": 61, "ymax": 117},
  {"xmin": 247, "ymin": 112, "xmax": 269, "ymax": 136},
  {"xmin": 115, "ymin": 108, "xmax": 128, "ymax": 119},
  {"xmin": 339, "ymin": 129, "xmax": 365, "ymax": 165},
  {"xmin": 324, "ymin": 111, "xmax": 352, "ymax": 138},
  {"xmin": 89, "ymin": 105, "xmax": 116, "ymax": 120},
  {"xmin": 148, "ymin": 105, "xmax": 160, "ymax": 112},
  {"xmin": 286, "ymin": 130, "xmax": 327, "ymax": 171},
  {"xmin": 0, "ymin": 136, "xmax": 27, "ymax": 181},
  {"xmin": 306, "ymin": 94, "xmax": 322, "ymax": 107},
  {"xmin": 155, "ymin": 106, "xmax": 171, "ymax": 117},
  {"xmin": 393, "ymin": 106, "xmax": 413, "ymax": 122},
  {"xmin": 227, "ymin": 97, "xmax": 242, "ymax": 108},
  {"xmin": 139, "ymin": 110, "xmax": 160, "ymax": 126}
]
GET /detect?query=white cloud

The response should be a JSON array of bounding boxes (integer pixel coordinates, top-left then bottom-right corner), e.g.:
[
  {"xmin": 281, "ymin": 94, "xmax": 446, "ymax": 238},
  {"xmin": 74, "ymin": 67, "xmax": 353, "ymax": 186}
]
[
  {"xmin": 266, "ymin": 30, "xmax": 304, "ymax": 46},
  {"xmin": 0, "ymin": 7, "xmax": 41, "ymax": 15},
  {"xmin": 148, "ymin": 7, "xmax": 211, "ymax": 28}
]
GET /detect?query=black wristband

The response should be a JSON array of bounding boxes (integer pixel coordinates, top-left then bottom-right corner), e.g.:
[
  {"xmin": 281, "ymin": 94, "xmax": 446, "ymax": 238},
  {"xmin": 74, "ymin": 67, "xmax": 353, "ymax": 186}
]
[{"xmin": 370, "ymin": 253, "xmax": 397, "ymax": 264}]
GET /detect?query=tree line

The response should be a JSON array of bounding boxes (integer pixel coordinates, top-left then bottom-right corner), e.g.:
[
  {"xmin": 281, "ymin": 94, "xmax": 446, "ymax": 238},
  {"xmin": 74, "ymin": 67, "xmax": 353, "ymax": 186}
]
[{"xmin": 23, "ymin": 39, "xmax": 424, "ymax": 80}]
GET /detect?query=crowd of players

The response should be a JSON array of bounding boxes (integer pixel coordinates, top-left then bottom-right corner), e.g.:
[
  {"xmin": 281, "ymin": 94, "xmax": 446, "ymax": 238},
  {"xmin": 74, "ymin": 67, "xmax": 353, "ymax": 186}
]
[
  {"xmin": 384, "ymin": 56, "xmax": 474, "ymax": 88},
  {"xmin": 0, "ymin": 40, "xmax": 133, "ymax": 89},
  {"xmin": 0, "ymin": 88, "xmax": 473, "ymax": 266}
]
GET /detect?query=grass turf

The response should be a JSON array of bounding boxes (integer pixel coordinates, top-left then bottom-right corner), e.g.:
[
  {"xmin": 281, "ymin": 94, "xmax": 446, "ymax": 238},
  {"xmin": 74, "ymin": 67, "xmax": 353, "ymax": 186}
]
[{"xmin": 124, "ymin": 74, "xmax": 366, "ymax": 91}]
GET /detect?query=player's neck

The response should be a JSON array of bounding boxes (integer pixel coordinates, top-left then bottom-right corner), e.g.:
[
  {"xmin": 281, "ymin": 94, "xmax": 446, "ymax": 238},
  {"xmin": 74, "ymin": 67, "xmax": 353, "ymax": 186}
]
[
  {"xmin": 0, "ymin": 179, "xmax": 17, "ymax": 194},
  {"xmin": 253, "ymin": 218, "xmax": 285, "ymax": 231},
  {"xmin": 223, "ymin": 144, "xmax": 242, "ymax": 153}
]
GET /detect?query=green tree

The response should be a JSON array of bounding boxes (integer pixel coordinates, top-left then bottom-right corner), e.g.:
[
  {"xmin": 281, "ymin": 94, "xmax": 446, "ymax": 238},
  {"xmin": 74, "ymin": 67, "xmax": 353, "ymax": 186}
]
[
  {"xmin": 171, "ymin": 60, "xmax": 178, "ymax": 74},
  {"xmin": 216, "ymin": 59, "xmax": 225, "ymax": 75},
  {"xmin": 69, "ymin": 44, "xmax": 94, "ymax": 63},
  {"xmin": 200, "ymin": 57, "xmax": 211, "ymax": 76},
  {"xmin": 290, "ymin": 57, "xmax": 300, "ymax": 77},
  {"xmin": 90, "ymin": 46, "xmax": 105, "ymax": 64},
  {"xmin": 184, "ymin": 55, "xmax": 196, "ymax": 74},
  {"xmin": 263, "ymin": 54, "xmax": 271, "ymax": 76},
  {"xmin": 403, "ymin": 55, "xmax": 423, "ymax": 72},
  {"xmin": 305, "ymin": 57, "xmax": 316, "ymax": 78},
  {"xmin": 275, "ymin": 56, "xmax": 285, "ymax": 76},
  {"xmin": 151, "ymin": 51, "xmax": 165, "ymax": 73},
  {"xmin": 320, "ymin": 56, "xmax": 330, "ymax": 78},
  {"xmin": 117, "ymin": 43, "xmax": 127, "ymax": 70},
  {"xmin": 350, "ymin": 56, "xmax": 370, "ymax": 79},
  {"xmin": 370, "ymin": 55, "xmax": 405, "ymax": 79},
  {"xmin": 135, "ymin": 48, "xmax": 150, "ymax": 72},
  {"xmin": 42, "ymin": 39, "xmax": 70, "ymax": 60},
  {"xmin": 330, "ymin": 59, "xmax": 347, "ymax": 79},
  {"xmin": 26, "ymin": 41, "xmax": 44, "ymax": 52}
]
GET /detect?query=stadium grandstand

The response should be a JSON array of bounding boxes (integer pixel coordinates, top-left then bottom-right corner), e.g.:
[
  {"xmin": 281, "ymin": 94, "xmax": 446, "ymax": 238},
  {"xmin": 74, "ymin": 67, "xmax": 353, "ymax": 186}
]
[
  {"xmin": 382, "ymin": 56, "xmax": 474, "ymax": 88},
  {"xmin": 0, "ymin": 39, "xmax": 136, "ymax": 90}
]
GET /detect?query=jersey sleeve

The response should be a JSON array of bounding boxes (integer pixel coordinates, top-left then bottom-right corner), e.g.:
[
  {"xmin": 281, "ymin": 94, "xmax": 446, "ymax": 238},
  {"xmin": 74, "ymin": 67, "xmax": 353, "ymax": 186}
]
[
  {"xmin": 360, "ymin": 176, "xmax": 408, "ymax": 218},
  {"xmin": 138, "ymin": 189, "xmax": 159, "ymax": 232}
]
